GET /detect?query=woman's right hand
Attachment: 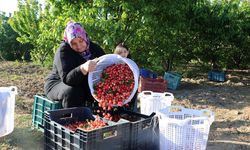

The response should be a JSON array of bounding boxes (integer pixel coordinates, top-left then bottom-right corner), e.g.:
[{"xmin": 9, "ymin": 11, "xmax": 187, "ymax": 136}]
[{"xmin": 80, "ymin": 58, "xmax": 98, "ymax": 75}]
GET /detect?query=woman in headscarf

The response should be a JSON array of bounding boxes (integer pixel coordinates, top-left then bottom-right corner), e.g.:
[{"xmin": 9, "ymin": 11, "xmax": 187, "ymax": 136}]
[{"xmin": 44, "ymin": 21, "xmax": 105, "ymax": 108}]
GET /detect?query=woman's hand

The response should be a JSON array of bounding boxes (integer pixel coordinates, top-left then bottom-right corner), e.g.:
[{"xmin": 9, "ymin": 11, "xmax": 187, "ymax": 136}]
[{"xmin": 80, "ymin": 58, "xmax": 98, "ymax": 75}]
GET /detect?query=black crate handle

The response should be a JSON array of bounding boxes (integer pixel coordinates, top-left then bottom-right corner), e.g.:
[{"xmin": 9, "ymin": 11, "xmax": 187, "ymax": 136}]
[
  {"xmin": 149, "ymin": 112, "xmax": 156, "ymax": 117},
  {"xmin": 142, "ymin": 113, "xmax": 156, "ymax": 130},
  {"xmin": 59, "ymin": 113, "xmax": 73, "ymax": 120},
  {"xmin": 121, "ymin": 109, "xmax": 155, "ymax": 130},
  {"xmin": 103, "ymin": 130, "xmax": 118, "ymax": 139},
  {"xmin": 48, "ymin": 107, "xmax": 95, "ymax": 124},
  {"xmin": 119, "ymin": 107, "xmax": 156, "ymax": 118}
]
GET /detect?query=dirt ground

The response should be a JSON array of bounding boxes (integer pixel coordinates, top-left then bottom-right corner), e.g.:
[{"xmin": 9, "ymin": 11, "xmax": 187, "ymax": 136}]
[{"xmin": 0, "ymin": 61, "xmax": 250, "ymax": 150}]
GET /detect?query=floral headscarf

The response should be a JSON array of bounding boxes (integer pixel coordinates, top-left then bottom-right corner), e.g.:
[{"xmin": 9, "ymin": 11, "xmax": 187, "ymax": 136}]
[{"xmin": 63, "ymin": 21, "xmax": 91, "ymax": 60}]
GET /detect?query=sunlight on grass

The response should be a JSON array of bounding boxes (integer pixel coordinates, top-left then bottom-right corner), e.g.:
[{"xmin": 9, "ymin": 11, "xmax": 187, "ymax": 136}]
[
  {"xmin": 15, "ymin": 114, "xmax": 32, "ymax": 127},
  {"xmin": 0, "ymin": 112, "xmax": 44, "ymax": 150},
  {"xmin": 10, "ymin": 74, "xmax": 22, "ymax": 81}
]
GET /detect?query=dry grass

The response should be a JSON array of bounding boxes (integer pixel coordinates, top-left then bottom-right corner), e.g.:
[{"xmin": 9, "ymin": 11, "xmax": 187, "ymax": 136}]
[{"xmin": 0, "ymin": 61, "xmax": 249, "ymax": 150}]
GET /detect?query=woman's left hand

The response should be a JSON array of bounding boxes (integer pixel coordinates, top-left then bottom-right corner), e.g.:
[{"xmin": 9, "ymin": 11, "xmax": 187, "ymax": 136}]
[{"xmin": 80, "ymin": 58, "xmax": 98, "ymax": 75}]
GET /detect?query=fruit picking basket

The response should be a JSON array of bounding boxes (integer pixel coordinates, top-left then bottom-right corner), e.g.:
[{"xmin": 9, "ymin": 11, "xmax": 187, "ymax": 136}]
[
  {"xmin": 88, "ymin": 54, "xmax": 139, "ymax": 106},
  {"xmin": 0, "ymin": 86, "xmax": 17, "ymax": 137},
  {"xmin": 157, "ymin": 106, "xmax": 214, "ymax": 150}
]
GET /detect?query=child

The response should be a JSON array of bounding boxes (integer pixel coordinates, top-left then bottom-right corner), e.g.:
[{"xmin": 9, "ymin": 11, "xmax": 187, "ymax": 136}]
[{"xmin": 114, "ymin": 42, "xmax": 131, "ymax": 58}]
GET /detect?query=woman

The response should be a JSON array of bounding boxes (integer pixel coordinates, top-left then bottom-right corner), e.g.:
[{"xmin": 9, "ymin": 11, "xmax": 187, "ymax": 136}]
[{"xmin": 44, "ymin": 21, "xmax": 105, "ymax": 108}]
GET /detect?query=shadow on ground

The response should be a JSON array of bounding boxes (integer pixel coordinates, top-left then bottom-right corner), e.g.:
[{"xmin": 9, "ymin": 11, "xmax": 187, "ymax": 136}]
[{"xmin": 0, "ymin": 127, "xmax": 44, "ymax": 150}]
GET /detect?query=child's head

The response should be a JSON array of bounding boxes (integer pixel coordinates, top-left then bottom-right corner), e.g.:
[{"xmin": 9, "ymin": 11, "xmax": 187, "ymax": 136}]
[{"xmin": 114, "ymin": 42, "xmax": 129, "ymax": 58}]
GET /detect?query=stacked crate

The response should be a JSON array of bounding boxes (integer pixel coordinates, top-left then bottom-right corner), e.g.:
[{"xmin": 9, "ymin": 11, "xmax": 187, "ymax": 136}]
[{"xmin": 32, "ymin": 95, "xmax": 62, "ymax": 132}]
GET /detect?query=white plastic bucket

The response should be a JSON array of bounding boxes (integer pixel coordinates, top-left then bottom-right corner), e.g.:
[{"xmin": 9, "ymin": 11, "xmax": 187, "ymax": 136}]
[
  {"xmin": 157, "ymin": 106, "xmax": 215, "ymax": 150},
  {"xmin": 0, "ymin": 86, "xmax": 17, "ymax": 137},
  {"xmin": 88, "ymin": 54, "xmax": 139, "ymax": 106},
  {"xmin": 138, "ymin": 91, "xmax": 174, "ymax": 115}
]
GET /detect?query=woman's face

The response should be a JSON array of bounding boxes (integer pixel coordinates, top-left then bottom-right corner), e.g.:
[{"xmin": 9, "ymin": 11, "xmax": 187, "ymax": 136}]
[
  {"xmin": 119, "ymin": 48, "xmax": 129, "ymax": 58},
  {"xmin": 70, "ymin": 37, "xmax": 87, "ymax": 53}
]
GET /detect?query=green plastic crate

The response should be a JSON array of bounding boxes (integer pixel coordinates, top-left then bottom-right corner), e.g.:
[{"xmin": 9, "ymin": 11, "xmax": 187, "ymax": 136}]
[
  {"xmin": 32, "ymin": 94, "xmax": 62, "ymax": 132},
  {"xmin": 164, "ymin": 72, "xmax": 182, "ymax": 90}
]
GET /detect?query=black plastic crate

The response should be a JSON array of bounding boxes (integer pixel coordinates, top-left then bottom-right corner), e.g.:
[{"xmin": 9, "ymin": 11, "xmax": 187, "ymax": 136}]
[
  {"xmin": 119, "ymin": 109, "xmax": 159, "ymax": 150},
  {"xmin": 44, "ymin": 107, "xmax": 130, "ymax": 150}
]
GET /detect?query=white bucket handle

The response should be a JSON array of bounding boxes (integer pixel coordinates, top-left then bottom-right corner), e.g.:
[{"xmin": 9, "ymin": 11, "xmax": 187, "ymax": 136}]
[
  {"xmin": 163, "ymin": 92, "xmax": 174, "ymax": 100},
  {"xmin": 168, "ymin": 105, "xmax": 184, "ymax": 112},
  {"xmin": 138, "ymin": 91, "xmax": 152, "ymax": 99},
  {"xmin": 9, "ymin": 86, "xmax": 17, "ymax": 95},
  {"xmin": 141, "ymin": 91, "xmax": 153, "ymax": 95},
  {"xmin": 167, "ymin": 106, "xmax": 214, "ymax": 116},
  {"xmin": 140, "ymin": 91, "xmax": 174, "ymax": 100},
  {"xmin": 159, "ymin": 115, "xmax": 213, "ymax": 126}
]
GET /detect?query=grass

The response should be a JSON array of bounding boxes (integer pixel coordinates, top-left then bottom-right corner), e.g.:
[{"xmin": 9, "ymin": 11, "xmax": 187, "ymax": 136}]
[
  {"xmin": 0, "ymin": 61, "xmax": 45, "ymax": 150},
  {"xmin": 0, "ymin": 110, "xmax": 44, "ymax": 150}
]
